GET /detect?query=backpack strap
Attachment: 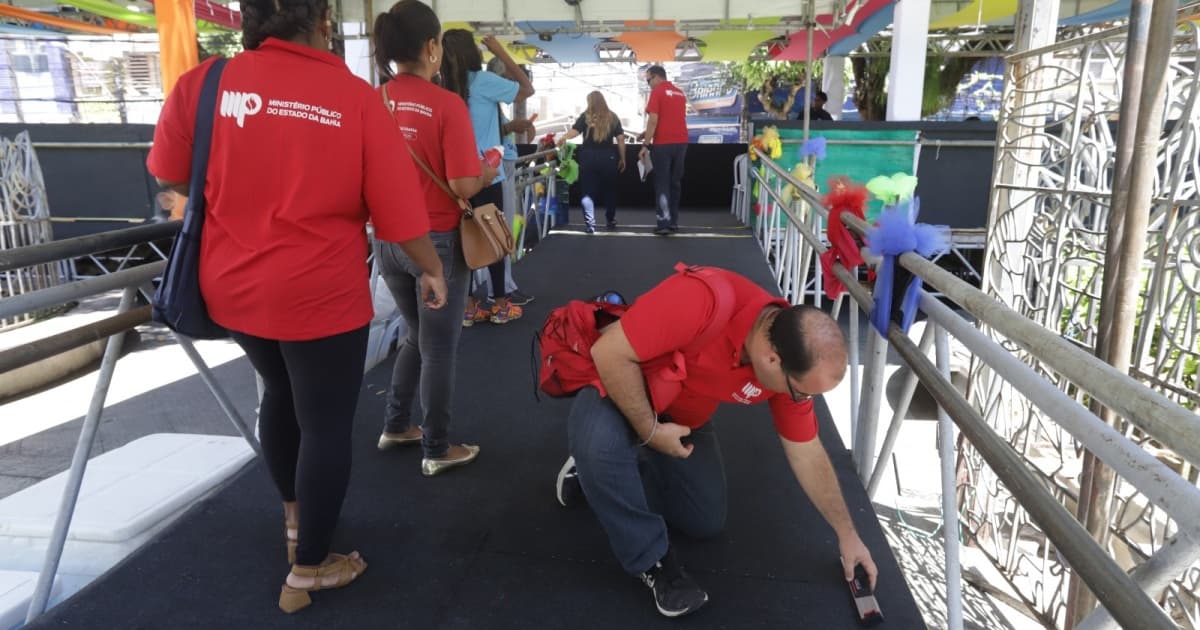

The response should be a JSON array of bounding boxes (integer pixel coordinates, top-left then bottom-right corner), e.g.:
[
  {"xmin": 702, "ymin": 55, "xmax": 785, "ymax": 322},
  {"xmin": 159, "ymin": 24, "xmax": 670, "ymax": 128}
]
[{"xmin": 673, "ymin": 262, "xmax": 738, "ymax": 356}]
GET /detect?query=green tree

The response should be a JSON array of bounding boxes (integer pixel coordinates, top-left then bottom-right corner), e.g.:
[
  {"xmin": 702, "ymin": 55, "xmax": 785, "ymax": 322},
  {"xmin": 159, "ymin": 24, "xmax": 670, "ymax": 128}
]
[
  {"xmin": 850, "ymin": 41, "xmax": 982, "ymax": 119},
  {"xmin": 728, "ymin": 60, "xmax": 818, "ymax": 120}
]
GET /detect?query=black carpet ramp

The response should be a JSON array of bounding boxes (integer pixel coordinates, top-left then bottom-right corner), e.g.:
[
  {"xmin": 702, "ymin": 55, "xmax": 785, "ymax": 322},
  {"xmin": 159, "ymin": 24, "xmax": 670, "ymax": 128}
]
[{"xmin": 29, "ymin": 209, "xmax": 923, "ymax": 629}]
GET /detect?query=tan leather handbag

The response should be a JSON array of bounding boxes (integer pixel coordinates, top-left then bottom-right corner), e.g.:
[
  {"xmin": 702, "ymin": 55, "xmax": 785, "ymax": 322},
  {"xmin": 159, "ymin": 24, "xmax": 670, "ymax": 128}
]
[{"xmin": 381, "ymin": 85, "xmax": 514, "ymax": 270}]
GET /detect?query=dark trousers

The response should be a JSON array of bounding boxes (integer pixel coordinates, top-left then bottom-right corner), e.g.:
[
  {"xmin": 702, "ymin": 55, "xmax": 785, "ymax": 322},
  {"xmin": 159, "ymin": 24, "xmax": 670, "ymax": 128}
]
[
  {"xmin": 380, "ymin": 230, "xmax": 472, "ymax": 458},
  {"xmin": 580, "ymin": 149, "xmax": 619, "ymax": 225},
  {"xmin": 566, "ymin": 387, "xmax": 727, "ymax": 574},
  {"xmin": 650, "ymin": 144, "xmax": 687, "ymax": 229},
  {"xmin": 231, "ymin": 325, "xmax": 369, "ymax": 566},
  {"xmin": 471, "ymin": 182, "xmax": 507, "ymax": 299}
]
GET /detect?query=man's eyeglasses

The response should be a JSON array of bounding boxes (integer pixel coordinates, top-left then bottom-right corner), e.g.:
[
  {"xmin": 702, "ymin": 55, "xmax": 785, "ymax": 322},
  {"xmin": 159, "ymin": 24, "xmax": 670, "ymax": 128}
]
[{"xmin": 785, "ymin": 374, "xmax": 815, "ymax": 403}]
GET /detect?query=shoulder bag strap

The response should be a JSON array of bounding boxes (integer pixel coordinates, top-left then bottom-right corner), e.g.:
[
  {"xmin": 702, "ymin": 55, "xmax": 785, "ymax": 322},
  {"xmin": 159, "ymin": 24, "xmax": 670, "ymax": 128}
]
[
  {"xmin": 188, "ymin": 58, "xmax": 228, "ymax": 206},
  {"xmin": 381, "ymin": 83, "xmax": 473, "ymax": 215}
]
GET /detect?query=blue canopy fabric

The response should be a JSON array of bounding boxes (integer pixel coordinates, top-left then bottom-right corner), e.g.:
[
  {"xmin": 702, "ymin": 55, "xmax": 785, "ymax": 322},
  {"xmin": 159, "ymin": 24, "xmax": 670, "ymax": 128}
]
[
  {"xmin": 1059, "ymin": 0, "xmax": 1129, "ymax": 25},
  {"xmin": 828, "ymin": 4, "xmax": 895, "ymax": 56},
  {"xmin": 515, "ymin": 20, "xmax": 601, "ymax": 62}
]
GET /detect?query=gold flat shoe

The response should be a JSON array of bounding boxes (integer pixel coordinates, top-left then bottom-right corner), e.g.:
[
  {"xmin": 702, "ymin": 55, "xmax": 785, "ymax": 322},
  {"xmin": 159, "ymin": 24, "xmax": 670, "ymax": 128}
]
[
  {"xmin": 377, "ymin": 429, "xmax": 422, "ymax": 450},
  {"xmin": 421, "ymin": 444, "xmax": 480, "ymax": 476}
]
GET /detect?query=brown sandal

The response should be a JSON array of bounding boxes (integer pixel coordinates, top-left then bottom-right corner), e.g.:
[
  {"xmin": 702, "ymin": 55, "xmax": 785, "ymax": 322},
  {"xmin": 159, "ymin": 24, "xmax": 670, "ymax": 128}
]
[
  {"xmin": 285, "ymin": 519, "xmax": 298, "ymax": 565},
  {"xmin": 278, "ymin": 552, "xmax": 367, "ymax": 613}
]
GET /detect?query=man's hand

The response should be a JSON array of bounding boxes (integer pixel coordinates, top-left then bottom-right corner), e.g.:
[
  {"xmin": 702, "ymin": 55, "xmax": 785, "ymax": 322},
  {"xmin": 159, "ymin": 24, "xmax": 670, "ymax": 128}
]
[
  {"xmin": 418, "ymin": 273, "xmax": 448, "ymax": 309},
  {"xmin": 618, "ymin": 158, "xmax": 626, "ymax": 173},
  {"xmin": 838, "ymin": 532, "xmax": 877, "ymax": 590},
  {"xmin": 646, "ymin": 422, "xmax": 693, "ymax": 458},
  {"xmin": 639, "ymin": 146, "xmax": 649, "ymax": 160}
]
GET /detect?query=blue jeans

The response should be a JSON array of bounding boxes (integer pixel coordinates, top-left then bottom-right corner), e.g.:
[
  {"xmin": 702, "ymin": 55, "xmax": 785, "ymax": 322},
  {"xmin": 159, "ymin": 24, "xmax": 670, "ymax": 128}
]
[
  {"xmin": 580, "ymin": 149, "xmax": 619, "ymax": 226},
  {"xmin": 567, "ymin": 387, "xmax": 727, "ymax": 574},
  {"xmin": 650, "ymin": 144, "xmax": 687, "ymax": 229},
  {"xmin": 380, "ymin": 230, "xmax": 471, "ymax": 458}
]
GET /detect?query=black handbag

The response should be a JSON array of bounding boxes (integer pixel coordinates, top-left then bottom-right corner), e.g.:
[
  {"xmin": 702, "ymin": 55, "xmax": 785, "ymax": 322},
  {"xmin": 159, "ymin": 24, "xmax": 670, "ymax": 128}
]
[{"xmin": 152, "ymin": 58, "xmax": 229, "ymax": 340}]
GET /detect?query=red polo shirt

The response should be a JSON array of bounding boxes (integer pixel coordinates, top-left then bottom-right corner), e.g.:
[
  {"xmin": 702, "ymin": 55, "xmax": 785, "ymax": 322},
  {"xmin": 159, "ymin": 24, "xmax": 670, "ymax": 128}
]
[
  {"xmin": 620, "ymin": 269, "xmax": 818, "ymax": 443},
  {"xmin": 381, "ymin": 74, "xmax": 482, "ymax": 232},
  {"xmin": 147, "ymin": 38, "xmax": 428, "ymax": 341},
  {"xmin": 646, "ymin": 80, "xmax": 689, "ymax": 145}
]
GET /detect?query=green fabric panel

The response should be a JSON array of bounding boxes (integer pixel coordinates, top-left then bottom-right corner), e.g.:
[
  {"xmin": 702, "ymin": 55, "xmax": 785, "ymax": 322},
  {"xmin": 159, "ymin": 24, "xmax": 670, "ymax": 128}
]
[{"xmin": 779, "ymin": 128, "xmax": 916, "ymax": 219}]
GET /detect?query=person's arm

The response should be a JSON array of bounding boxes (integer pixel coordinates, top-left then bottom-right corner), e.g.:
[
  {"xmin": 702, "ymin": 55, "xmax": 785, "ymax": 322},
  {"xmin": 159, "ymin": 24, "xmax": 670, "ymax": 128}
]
[
  {"xmin": 482, "ymin": 36, "xmax": 534, "ymax": 101},
  {"xmin": 504, "ymin": 118, "xmax": 536, "ymax": 137},
  {"xmin": 780, "ymin": 435, "xmax": 878, "ymax": 589},
  {"xmin": 640, "ymin": 113, "xmax": 659, "ymax": 158},
  {"xmin": 590, "ymin": 322, "xmax": 695, "ymax": 458},
  {"xmin": 448, "ymin": 160, "xmax": 498, "ymax": 200},
  {"xmin": 154, "ymin": 178, "xmax": 189, "ymax": 197},
  {"xmin": 617, "ymin": 135, "xmax": 627, "ymax": 172},
  {"xmin": 557, "ymin": 128, "xmax": 581, "ymax": 146}
]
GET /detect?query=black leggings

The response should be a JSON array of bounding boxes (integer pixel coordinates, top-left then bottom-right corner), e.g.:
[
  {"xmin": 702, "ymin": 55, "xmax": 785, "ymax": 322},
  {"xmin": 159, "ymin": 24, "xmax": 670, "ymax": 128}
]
[
  {"xmin": 471, "ymin": 183, "xmax": 507, "ymax": 299},
  {"xmin": 231, "ymin": 325, "xmax": 369, "ymax": 566}
]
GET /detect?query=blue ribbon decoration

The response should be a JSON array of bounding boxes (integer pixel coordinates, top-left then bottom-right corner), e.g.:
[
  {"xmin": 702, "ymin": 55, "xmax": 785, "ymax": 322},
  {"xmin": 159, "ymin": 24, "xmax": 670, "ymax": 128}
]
[
  {"xmin": 799, "ymin": 136, "xmax": 827, "ymax": 161},
  {"xmin": 865, "ymin": 198, "xmax": 951, "ymax": 336}
]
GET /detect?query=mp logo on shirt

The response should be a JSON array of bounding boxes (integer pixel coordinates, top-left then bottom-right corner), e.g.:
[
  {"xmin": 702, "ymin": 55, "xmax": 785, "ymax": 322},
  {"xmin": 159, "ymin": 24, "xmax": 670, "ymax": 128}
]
[
  {"xmin": 733, "ymin": 382, "xmax": 763, "ymax": 404},
  {"xmin": 220, "ymin": 91, "xmax": 262, "ymax": 128}
]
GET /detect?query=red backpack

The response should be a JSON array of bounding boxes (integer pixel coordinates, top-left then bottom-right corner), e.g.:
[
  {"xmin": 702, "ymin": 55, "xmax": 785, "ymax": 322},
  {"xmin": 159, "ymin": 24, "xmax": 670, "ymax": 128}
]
[{"xmin": 534, "ymin": 263, "xmax": 737, "ymax": 413}]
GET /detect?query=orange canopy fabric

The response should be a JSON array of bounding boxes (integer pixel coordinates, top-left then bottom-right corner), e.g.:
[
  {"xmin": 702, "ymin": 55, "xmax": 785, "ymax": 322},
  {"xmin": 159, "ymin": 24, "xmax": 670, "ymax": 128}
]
[
  {"xmin": 155, "ymin": 0, "xmax": 200, "ymax": 93},
  {"xmin": 615, "ymin": 27, "xmax": 685, "ymax": 62}
]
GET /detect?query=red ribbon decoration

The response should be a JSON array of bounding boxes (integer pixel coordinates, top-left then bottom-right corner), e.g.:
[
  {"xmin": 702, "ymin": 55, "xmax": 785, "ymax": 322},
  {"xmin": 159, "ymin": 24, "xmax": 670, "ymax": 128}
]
[{"xmin": 820, "ymin": 178, "xmax": 869, "ymax": 299}]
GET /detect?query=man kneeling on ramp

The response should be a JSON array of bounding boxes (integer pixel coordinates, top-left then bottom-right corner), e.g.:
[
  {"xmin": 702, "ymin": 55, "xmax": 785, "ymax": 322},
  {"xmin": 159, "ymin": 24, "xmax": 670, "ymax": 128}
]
[{"xmin": 538, "ymin": 263, "xmax": 878, "ymax": 618}]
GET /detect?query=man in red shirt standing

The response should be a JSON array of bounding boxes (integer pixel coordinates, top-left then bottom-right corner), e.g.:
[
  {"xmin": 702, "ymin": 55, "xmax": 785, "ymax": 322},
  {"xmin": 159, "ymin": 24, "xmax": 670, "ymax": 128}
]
[
  {"xmin": 639, "ymin": 65, "xmax": 689, "ymax": 235},
  {"xmin": 554, "ymin": 265, "xmax": 878, "ymax": 617}
]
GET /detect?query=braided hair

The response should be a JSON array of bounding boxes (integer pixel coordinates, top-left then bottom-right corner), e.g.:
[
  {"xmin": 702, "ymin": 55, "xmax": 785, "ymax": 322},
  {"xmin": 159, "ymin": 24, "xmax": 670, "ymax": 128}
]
[
  {"xmin": 241, "ymin": 0, "xmax": 329, "ymax": 51},
  {"xmin": 439, "ymin": 29, "xmax": 482, "ymax": 102},
  {"xmin": 373, "ymin": 0, "xmax": 441, "ymax": 82}
]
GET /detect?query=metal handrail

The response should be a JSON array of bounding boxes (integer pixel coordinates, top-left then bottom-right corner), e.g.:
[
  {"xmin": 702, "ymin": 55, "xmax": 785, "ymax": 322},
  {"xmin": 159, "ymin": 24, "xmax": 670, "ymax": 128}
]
[
  {"xmin": 0, "ymin": 221, "xmax": 178, "ymax": 273},
  {"xmin": 743, "ymin": 147, "xmax": 1198, "ymax": 628},
  {"xmin": 1, "ymin": 225, "xmax": 261, "ymax": 623}
]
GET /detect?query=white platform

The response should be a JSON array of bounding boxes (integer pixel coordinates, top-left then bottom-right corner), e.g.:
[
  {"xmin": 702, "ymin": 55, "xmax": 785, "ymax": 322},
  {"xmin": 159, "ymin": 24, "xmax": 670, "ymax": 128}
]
[
  {"xmin": 0, "ymin": 571, "xmax": 61, "ymax": 630},
  {"xmin": 0, "ymin": 433, "xmax": 254, "ymax": 605}
]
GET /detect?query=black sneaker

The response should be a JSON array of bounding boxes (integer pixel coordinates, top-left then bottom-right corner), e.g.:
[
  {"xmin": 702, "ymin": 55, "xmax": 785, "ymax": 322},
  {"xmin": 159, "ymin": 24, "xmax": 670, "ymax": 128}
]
[
  {"xmin": 585, "ymin": 225, "xmax": 596, "ymax": 234},
  {"xmin": 668, "ymin": 224, "xmax": 679, "ymax": 232},
  {"xmin": 639, "ymin": 549, "xmax": 708, "ymax": 617},
  {"xmin": 509, "ymin": 290, "xmax": 535, "ymax": 306},
  {"xmin": 606, "ymin": 220, "xmax": 618, "ymax": 230},
  {"xmin": 654, "ymin": 225, "xmax": 671, "ymax": 236},
  {"xmin": 555, "ymin": 456, "xmax": 582, "ymax": 508}
]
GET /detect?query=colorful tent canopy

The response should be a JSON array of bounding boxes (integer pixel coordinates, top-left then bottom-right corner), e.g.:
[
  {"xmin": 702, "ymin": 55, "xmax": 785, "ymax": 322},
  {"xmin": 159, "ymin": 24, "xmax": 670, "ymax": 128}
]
[
  {"xmin": 614, "ymin": 22, "xmax": 684, "ymax": 62},
  {"xmin": 1059, "ymin": 0, "xmax": 1129, "ymax": 25},
  {"xmin": 0, "ymin": 3, "xmax": 136, "ymax": 34},
  {"xmin": 697, "ymin": 29, "xmax": 777, "ymax": 61},
  {"xmin": 155, "ymin": 0, "xmax": 198, "ymax": 93},
  {"xmin": 928, "ymin": 0, "xmax": 1018, "ymax": 29},
  {"xmin": 146, "ymin": 0, "xmax": 240, "ymax": 30},
  {"xmin": 515, "ymin": 21, "xmax": 602, "ymax": 62},
  {"xmin": 775, "ymin": 0, "xmax": 893, "ymax": 60},
  {"xmin": 54, "ymin": 0, "xmax": 228, "ymax": 32},
  {"xmin": 828, "ymin": 2, "xmax": 895, "ymax": 55}
]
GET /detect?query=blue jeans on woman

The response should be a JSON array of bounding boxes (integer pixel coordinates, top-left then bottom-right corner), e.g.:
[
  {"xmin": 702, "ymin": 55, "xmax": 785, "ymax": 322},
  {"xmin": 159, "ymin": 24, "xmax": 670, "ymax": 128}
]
[
  {"xmin": 380, "ymin": 229, "xmax": 471, "ymax": 458},
  {"xmin": 566, "ymin": 387, "xmax": 728, "ymax": 574},
  {"xmin": 579, "ymin": 148, "xmax": 620, "ymax": 227}
]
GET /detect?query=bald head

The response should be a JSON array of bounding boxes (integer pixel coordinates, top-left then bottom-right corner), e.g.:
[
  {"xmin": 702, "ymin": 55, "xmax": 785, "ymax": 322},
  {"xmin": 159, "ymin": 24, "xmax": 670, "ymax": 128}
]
[{"xmin": 768, "ymin": 305, "xmax": 848, "ymax": 380}]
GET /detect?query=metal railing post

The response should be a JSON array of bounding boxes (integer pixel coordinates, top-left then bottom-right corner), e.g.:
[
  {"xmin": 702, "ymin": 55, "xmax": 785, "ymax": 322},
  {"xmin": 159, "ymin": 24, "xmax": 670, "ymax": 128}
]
[
  {"xmin": 866, "ymin": 324, "xmax": 935, "ymax": 498},
  {"xmin": 855, "ymin": 326, "xmax": 889, "ymax": 482},
  {"xmin": 935, "ymin": 324, "xmax": 964, "ymax": 630},
  {"xmin": 25, "ymin": 286, "xmax": 136, "ymax": 623},
  {"xmin": 173, "ymin": 334, "xmax": 262, "ymax": 457}
]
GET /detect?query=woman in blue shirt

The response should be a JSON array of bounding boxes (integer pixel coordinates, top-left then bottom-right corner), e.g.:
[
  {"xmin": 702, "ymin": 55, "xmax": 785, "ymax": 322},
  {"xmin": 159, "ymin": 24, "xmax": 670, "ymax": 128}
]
[{"xmin": 440, "ymin": 30, "xmax": 535, "ymax": 326}]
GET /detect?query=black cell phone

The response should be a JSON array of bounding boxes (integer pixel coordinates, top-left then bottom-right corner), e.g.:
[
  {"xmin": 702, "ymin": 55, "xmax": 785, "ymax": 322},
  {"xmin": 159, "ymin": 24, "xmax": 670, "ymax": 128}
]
[{"xmin": 848, "ymin": 564, "xmax": 883, "ymax": 626}]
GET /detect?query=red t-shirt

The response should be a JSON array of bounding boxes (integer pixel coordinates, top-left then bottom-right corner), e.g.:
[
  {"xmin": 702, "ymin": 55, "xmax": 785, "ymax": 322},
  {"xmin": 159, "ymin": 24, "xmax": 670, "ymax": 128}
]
[
  {"xmin": 645, "ymin": 81, "xmax": 689, "ymax": 145},
  {"xmin": 381, "ymin": 74, "xmax": 481, "ymax": 232},
  {"xmin": 147, "ymin": 38, "xmax": 429, "ymax": 341},
  {"xmin": 620, "ymin": 269, "xmax": 818, "ymax": 443}
]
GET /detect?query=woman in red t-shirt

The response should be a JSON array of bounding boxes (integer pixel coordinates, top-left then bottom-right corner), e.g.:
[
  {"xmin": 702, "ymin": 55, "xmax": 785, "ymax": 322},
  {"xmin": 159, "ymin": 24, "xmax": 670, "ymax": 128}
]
[
  {"xmin": 372, "ymin": 0, "xmax": 496, "ymax": 474},
  {"xmin": 147, "ymin": 0, "xmax": 448, "ymax": 614}
]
